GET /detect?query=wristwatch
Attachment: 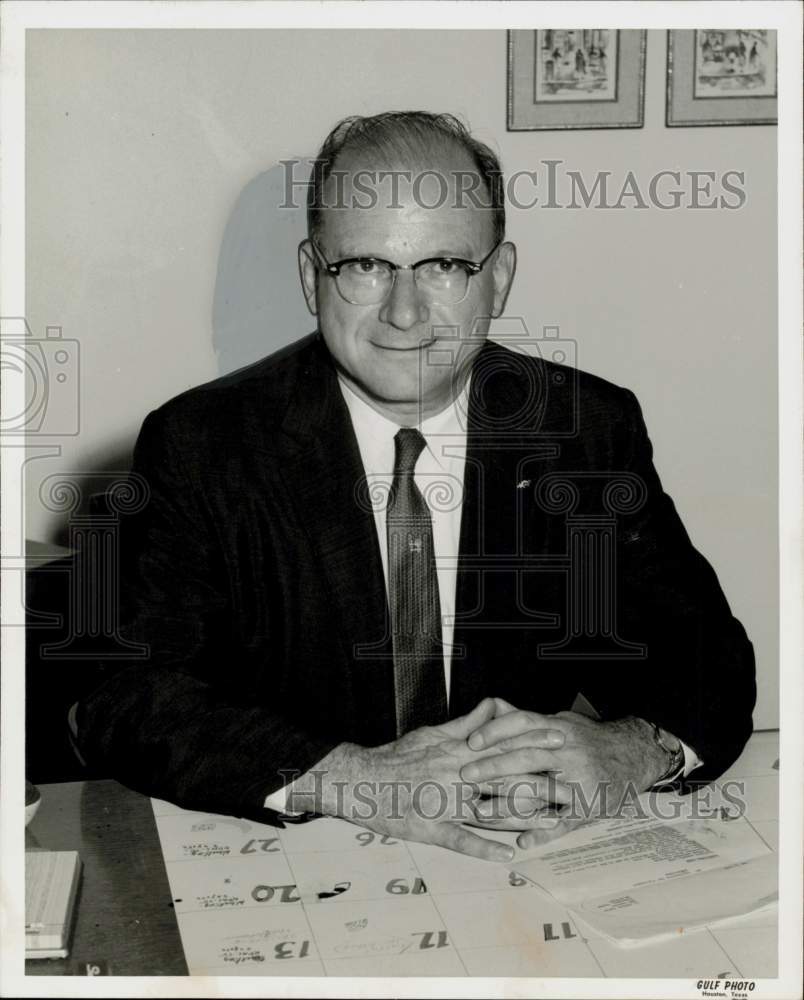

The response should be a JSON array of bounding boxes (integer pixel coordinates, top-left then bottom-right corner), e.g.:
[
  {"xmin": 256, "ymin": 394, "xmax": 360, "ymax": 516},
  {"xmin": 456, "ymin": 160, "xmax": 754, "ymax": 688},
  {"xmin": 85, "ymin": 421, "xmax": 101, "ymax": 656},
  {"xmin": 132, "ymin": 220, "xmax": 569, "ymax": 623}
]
[{"xmin": 650, "ymin": 723, "xmax": 685, "ymax": 786}]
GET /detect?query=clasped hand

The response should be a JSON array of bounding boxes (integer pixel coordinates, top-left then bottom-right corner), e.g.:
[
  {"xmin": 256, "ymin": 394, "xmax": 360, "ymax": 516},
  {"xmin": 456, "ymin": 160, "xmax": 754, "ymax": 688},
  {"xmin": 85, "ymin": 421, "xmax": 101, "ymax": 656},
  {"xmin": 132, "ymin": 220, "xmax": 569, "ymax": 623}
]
[
  {"xmin": 300, "ymin": 696, "xmax": 662, "ymax": 860},
  {"xmin": 460, "ymin": 697, "xmax": 665, "ymax": 849}
]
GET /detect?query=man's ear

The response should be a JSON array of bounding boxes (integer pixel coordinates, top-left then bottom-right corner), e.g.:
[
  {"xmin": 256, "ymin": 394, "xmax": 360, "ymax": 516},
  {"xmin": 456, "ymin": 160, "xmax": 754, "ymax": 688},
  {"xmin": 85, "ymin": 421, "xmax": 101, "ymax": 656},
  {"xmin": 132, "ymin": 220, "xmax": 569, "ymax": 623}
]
[
  {"xmin": 298, "ymin": 239, "xmax": 318, "ymax": 316},
  {"xmin": 491, "ymin": 241, "xmax": 517, "ymax": 318}
]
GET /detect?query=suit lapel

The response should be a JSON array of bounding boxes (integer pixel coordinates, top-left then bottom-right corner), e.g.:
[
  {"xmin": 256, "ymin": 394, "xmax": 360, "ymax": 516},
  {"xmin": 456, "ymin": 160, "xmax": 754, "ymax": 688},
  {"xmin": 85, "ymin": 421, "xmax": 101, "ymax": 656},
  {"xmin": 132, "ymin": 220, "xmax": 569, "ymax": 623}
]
[{"xmin": 276, "ymin": 338, "xmax": 397, "ymax": 743}]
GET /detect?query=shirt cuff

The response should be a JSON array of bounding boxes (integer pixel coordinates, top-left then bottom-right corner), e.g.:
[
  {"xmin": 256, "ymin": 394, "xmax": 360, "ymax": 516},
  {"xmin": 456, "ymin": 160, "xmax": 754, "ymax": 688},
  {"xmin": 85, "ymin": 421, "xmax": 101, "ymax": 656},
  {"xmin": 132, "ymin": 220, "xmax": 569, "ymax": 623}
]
[
  {"xmin": 263, "ymin": 776, "xmax": 305, "ymax": 814},
  {"xmin": 263, "ymin": 787, "xmax": 290, "ymax": 811},
  {"xmin": 680, "ymin": 739, "xmax": 703, "ymax": 778},
  {"xmin": 653, "ymin": 738, "xmax": 703, "ymax": 787}
]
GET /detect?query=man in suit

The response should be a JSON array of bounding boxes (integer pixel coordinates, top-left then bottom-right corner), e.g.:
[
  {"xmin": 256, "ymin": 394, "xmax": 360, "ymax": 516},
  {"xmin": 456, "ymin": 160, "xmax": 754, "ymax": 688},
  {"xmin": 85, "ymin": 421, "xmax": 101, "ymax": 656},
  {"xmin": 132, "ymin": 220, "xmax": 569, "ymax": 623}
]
[{"xmin": 76, "ymin": 111, "xmax": 755, "ymax": 862}]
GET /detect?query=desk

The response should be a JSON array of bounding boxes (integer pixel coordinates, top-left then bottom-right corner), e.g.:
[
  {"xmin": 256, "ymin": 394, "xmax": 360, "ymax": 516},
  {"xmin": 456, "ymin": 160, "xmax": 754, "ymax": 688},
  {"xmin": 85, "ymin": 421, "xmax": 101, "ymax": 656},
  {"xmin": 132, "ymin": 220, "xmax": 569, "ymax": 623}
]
[
  {"xmin": 24, "ymin": 539, "xmax": 73, "ymax": 567},
  {"xmin": 25, "ymin": 732, "xmax": 779, "ymax": 978},
  {"xmin": 25, "ymin": 780, "xmax": 187, "ymax": 975}
]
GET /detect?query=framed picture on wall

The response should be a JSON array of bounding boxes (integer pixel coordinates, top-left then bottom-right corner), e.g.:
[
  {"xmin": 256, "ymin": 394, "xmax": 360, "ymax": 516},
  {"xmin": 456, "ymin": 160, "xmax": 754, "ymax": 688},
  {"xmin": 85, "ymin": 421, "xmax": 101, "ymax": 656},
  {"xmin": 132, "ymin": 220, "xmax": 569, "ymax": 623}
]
[
  {"xmin": 507, "ymin": 29, "xmax": 646, "ymax": 130},
  {"xmin": 667, "ymin": 29, "xmax": 778, "ymax": 126}
]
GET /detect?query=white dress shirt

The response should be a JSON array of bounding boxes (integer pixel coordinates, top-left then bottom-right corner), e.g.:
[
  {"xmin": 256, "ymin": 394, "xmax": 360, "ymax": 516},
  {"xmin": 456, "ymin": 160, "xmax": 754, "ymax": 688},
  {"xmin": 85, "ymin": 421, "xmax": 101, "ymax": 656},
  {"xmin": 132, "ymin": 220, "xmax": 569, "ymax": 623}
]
[{"xmin": 264, "ymin": 375, "xmax": 700, "ymax": 810}]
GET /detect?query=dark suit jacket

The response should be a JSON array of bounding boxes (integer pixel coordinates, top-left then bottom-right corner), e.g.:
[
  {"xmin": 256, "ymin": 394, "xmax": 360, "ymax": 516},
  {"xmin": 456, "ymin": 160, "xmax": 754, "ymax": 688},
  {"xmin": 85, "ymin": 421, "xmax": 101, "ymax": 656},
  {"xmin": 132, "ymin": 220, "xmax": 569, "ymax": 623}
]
[{"xmin": 76, "ymin": 334, "xmax": 756, "ymax": 816}]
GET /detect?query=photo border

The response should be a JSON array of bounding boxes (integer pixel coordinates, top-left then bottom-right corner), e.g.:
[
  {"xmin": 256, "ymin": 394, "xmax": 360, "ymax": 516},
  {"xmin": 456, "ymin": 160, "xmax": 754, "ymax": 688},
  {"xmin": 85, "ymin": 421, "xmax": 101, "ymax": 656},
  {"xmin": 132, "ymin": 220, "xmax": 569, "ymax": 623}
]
[{"xmin": 1, "ymin": 4, "xmax": 801, "ymax": 1000}]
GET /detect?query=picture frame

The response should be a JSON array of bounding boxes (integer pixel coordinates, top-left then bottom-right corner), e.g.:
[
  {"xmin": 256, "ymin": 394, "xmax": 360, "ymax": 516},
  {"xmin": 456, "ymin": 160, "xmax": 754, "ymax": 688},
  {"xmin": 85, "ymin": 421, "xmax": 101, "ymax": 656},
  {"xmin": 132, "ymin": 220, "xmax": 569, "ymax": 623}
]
[
  {"xmin": 507, "ymin": 29, "xmax": 646, "ymax": 131},
  {"xmin": 667, "ymin": 29, "xmax": 778, "ymax": 127}
]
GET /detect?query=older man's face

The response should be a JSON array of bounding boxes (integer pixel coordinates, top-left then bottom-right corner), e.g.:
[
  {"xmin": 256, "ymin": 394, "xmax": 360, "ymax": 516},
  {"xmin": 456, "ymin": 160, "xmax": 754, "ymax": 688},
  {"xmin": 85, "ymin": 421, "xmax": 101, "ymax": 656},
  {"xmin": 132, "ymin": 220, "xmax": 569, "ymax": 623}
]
[{"xmin": 299, "ymin": 151, "xmax": 516, "ymax": 421}]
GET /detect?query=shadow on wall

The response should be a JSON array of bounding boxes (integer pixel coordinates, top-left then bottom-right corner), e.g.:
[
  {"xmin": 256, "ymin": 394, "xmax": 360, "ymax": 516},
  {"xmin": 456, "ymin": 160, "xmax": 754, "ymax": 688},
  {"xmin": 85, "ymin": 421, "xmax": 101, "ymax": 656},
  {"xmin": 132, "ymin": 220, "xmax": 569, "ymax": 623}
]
[
  {"xmin": 213, "ymin": 160, "xmax": 314, "ymax": 376},
  {"xmin": 49, "ymin": 161, "xmax": 313, "ymax": 545}
]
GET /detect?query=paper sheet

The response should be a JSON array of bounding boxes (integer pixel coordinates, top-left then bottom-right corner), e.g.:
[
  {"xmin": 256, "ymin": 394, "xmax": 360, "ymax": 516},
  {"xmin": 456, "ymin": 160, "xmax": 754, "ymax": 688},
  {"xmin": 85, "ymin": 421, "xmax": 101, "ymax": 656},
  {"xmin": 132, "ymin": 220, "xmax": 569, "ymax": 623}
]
[
  {"xmin": 511, "ymin": 812, "xmax": 770, "ymax": 906},
  {"xmin": 508, "ymin": 795, "xmax": 774, "ymax": 945},
  {"xmin": 574, "ymin": 854, "xmax": 778, "ymax": 945}
]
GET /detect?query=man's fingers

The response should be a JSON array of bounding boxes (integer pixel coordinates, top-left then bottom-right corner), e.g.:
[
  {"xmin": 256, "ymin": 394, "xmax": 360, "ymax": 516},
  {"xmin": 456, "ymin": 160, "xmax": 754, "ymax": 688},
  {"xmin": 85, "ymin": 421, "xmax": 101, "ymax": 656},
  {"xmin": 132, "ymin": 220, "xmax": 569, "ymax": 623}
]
[
  {"xmin": 462, "ymin": 751, "xmax": 571, "ymax": 796},
  {"xmin": 434, "ymin": 823, "xmax": 515, "ymax": 863},
  {"xmin": 468, "ymin": 796, "xmax": 553, "ymax": 831},
  {"xmin": 438, "ymin": 698, "xmax": 498, "ymax": 740},
  {"xmin": 492, "ymin": 696, "xmax": 518, "ymax": 716},
  {"xmin": 468, "ymin": 710, "xmax": 563, "ymax": 751},
  {"xmin": 469, "ymin": 766, "xmax": 572, "ymax": 805},
  {"xmin": 473, "ymin": 774, "xmax": 550, "ymax": 800},
  {"xmin": 461, "ymin": 747, "xmax": 553, "ymax": 781},
  {"xmin": 488, "ymin": 731, "xmax": 568, "ymax": 754}
]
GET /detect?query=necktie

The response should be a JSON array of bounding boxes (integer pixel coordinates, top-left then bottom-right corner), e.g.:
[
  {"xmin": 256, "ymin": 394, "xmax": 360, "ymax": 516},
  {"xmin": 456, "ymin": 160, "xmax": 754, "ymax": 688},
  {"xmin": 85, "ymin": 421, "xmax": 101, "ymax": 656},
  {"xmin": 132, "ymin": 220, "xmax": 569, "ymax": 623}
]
[{"xmin": 387, "ymin": 427, "xmax": 448, "ymax": 735}]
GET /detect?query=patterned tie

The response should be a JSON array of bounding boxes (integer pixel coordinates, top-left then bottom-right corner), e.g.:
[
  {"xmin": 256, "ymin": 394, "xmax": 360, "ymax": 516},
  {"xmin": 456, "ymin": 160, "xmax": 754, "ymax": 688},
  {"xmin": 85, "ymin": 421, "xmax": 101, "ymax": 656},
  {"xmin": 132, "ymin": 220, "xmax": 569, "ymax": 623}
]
[{"xmin": 387, "ymin": 428, "xmax": 448, "ymax": 735}]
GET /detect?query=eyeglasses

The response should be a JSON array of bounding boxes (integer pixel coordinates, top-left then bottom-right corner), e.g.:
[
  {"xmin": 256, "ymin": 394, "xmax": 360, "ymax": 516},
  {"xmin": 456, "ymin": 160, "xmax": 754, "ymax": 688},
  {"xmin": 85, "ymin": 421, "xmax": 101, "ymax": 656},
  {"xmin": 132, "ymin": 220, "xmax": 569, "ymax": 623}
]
[{"xmin": 309, "ymin": 239, "xmax": 502, "ymax": 306}]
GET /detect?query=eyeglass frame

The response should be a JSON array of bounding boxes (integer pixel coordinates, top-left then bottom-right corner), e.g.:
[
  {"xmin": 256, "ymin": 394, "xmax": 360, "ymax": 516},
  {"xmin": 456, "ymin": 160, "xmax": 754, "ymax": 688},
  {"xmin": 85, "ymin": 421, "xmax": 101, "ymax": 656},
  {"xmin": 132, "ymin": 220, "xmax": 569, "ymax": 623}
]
[{"xmin": 306, "ymin": 238, "xmax": 503, "ymax": 306}]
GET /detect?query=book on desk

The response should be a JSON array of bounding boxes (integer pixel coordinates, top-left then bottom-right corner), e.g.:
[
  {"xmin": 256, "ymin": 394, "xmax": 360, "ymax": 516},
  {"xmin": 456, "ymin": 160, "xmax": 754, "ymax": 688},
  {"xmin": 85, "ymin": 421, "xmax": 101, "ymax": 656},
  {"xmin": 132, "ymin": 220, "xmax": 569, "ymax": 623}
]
[{"xmin": 25, "ymin": 850, "xmax": 82, "ymax": 959}]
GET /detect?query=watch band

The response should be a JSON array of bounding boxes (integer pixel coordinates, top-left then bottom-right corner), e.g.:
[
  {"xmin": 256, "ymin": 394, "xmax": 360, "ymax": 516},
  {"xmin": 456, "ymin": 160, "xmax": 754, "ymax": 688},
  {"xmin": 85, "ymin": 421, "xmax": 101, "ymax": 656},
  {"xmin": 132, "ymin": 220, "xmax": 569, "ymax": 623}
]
[{"xmin": 651, "ymin": 723, "xmax": 685, "ymax": 785}]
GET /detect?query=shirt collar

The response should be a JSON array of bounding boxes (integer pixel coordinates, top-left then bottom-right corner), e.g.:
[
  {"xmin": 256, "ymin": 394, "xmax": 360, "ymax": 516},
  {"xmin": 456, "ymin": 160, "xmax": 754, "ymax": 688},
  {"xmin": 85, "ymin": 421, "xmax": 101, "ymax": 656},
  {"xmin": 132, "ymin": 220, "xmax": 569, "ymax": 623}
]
[{"xmin": 338, "ymin": 374, "xmax": 470, "ymax": 471}]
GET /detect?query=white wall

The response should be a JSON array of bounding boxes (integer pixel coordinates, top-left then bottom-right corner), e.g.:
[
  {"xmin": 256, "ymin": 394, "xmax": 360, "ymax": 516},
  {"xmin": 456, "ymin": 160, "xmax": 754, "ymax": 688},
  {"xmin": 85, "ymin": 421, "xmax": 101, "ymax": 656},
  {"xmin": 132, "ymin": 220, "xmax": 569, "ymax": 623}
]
[{"xmin": 25, "ymin": 29, "xmax": 777, "ymax": 726}]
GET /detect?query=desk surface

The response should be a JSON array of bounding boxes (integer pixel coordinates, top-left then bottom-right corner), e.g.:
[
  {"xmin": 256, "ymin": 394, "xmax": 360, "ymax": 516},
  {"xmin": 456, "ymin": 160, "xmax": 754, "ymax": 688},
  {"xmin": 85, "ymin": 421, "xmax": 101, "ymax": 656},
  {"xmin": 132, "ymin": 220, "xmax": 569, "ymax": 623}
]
[
  {"xmin": 25, "ymin": 539, "xmax": 72, "ymax": 566},
  {"xmin": 25, "ymin": 780, "xmax": 187, "ymax": 975},
  {"xmin": 25, "ymin": 731, "xmax": 780, "ymax": 979}
]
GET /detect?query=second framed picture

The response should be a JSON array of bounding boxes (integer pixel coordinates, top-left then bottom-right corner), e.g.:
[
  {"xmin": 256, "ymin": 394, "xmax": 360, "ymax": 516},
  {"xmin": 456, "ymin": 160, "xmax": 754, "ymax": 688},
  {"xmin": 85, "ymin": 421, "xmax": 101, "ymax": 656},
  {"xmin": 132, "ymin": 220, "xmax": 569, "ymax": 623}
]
[
  {"xmin": 507, "ymin": 29, "xmax": 646, "ymax": 131},
  {"xmin": 667, "ymin": 30, "xmax": 778, "ymax": 126}
]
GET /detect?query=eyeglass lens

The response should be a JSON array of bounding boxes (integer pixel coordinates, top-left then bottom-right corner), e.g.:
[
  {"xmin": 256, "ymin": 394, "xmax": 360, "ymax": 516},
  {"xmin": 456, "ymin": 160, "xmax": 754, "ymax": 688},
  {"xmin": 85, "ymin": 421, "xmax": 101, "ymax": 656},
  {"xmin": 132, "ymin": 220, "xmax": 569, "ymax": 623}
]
[{"xmin": 337, "ymin": 259, "xmax": 470, "ymax": 305}]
